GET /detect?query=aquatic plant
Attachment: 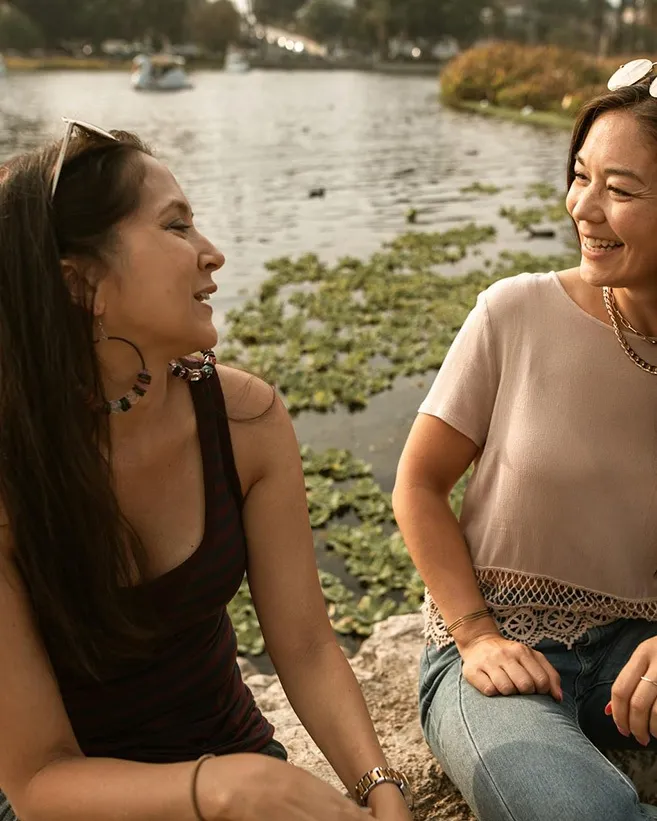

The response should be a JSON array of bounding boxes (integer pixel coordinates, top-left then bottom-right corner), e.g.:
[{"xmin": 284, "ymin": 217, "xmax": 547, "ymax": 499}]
[{"xmin": 224, "ymin": 188, "xmax": 579, "ymax": 654}]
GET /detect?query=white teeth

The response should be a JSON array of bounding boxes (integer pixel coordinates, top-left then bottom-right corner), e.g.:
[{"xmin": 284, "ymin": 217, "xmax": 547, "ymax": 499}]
[
  {"xmin": 194, "ymin": 292, "xmax": 210, "ymax": 302},
  {"xmin": 583, "ymin": 237, "xmax": 623, "ymax": 251}
]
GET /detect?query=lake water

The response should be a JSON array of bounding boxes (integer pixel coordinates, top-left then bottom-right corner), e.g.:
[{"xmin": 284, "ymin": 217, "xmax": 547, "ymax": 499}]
[
  {"xmin": 0, "ymin": 69, "xmax": 571, "ymax": 326},
  {"xmin": 0, "ymin": 68, "xmax": 579, "ymax": 662}
]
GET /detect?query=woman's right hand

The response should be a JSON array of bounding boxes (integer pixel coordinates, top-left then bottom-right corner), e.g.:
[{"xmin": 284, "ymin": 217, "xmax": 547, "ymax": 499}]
[
  {"xmin": 201, "ymin": 753, "xmax": 372, "ymax": 821},
  {"xmin": 458, "ymin": 633, "xmax": 562, "ymax": 701}
]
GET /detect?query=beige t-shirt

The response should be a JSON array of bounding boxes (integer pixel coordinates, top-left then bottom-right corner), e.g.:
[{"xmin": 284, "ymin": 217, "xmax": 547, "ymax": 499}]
[{"xmin": 419, "ymin": 271, "xmax": 657, "ymax": 648}]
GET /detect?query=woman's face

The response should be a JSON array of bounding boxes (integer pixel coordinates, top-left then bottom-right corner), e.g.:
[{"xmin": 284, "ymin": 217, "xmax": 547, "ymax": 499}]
[
  {"xmin": 566, "ymin": 109, "xmax": 657, "ymax": 293},
  {"xmin": 95, "ymin": 154, "xmax": 224, "ymax": 360}
]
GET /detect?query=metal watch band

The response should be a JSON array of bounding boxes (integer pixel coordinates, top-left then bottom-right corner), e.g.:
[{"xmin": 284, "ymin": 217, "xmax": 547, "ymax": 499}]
[{"xmin": 354, "ymin": 766, "xmax": 414, "ymax": 810}]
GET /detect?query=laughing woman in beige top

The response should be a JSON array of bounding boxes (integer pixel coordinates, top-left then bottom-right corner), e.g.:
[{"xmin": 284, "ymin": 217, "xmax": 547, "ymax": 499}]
[{"xmin": 393, "ymin": 61, "xmax": 657, "ymax": 821}]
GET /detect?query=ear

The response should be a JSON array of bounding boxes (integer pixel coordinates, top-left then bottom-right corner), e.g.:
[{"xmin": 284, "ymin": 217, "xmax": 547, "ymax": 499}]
[{"xmin": 60, "ymin": 257, "xmax": 103, "ymax": 313}]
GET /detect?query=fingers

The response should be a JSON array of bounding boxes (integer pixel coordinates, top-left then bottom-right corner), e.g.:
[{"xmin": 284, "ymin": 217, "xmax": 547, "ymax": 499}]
[
  {"xmin": 501, "ymin": 660, "xmax": 537, "ymax": 694},
  {"xmin": 463, "ymin": 641, "xmax": 563, "ymax": 700},
  {"xmin": 533, "ymin": 652, "xmax": 563, "ymax": 702},
  {"xmin": 487, "ymin": 666, "xmax": 518, "ymax": 696},
  {"xmin": 611, "ymin": 663, "xmax": 657, "ymax": 745},
  {"xmin": 628, "ymin": 679, "xmax": 657, "ymax": 747},
  {"xmin": 611, "ymin": 663, "xmax": 642, "ymax": 740},
  {"xmin": 467, "ymin": 668, "xmax": 500, "ymax": 697},
  {"xmin": 650, "ymin": 699, "xmax": 657, "ymax": 741}
]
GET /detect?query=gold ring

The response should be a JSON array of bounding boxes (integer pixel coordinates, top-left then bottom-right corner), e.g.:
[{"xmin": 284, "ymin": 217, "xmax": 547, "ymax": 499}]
[{"xmin": 640, "ymin": 675, "xmax": 657, "ymax": 689}]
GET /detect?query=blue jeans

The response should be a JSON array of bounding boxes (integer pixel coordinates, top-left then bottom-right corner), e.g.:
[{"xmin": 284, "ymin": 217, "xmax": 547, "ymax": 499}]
[{"xmin": 419, "ymin": 619, "xmax": 657, "ymax": 821}]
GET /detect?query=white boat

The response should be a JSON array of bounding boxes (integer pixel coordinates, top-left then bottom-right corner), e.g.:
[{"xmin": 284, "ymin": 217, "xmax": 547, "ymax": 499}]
[
  {"xmin": 131, "ymin": 54, "xmax": 192, "ymax": 91},
  {"xmin": 224, "ymin": 48, "xmax": 250, "ymax": 74}
]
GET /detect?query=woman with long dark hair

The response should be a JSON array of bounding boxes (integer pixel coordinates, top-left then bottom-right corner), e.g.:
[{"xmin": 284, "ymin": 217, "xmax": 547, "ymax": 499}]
[{"xmin": 0, "ymin": 119, "xmax": 413, "ymax": 821}]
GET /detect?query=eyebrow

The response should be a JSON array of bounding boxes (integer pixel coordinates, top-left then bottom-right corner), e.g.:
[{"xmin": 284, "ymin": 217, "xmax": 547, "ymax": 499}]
[
  {"xmin": 575, "ymin": 153, "xmax": 645, "ymax": 185},
  {"xmin": 157, "ymin": 198, "xmax": 194, "ymax": 219}
]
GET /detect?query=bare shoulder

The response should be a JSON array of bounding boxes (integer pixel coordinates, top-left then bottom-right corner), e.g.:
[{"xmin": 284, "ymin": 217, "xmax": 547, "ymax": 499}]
[
  {"xmin": 215, "ymin": 364, "xmax": 283, "ymax": 420},
  {"xmin": 215, "ymin": 365, "xmax": 298, "ymax": 491}
]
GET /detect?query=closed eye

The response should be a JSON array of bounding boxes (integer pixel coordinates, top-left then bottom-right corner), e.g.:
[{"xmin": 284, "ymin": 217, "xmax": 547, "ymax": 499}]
[
  {"xmin": 169, "ymin": 220, "xmax": 192, "ymax": 233},
  {"xmin": 608, "ymin": 185, "xmax": 631, "ymax": 197}
]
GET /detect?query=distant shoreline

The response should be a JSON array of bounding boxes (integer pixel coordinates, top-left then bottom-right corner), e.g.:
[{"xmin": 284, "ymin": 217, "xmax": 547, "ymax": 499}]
[{"xmin": 4, "ymin": 54, "xmax": 440, "ymax": 76}]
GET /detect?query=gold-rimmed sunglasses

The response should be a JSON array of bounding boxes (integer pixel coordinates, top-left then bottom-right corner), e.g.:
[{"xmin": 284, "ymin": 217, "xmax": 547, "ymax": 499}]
[
  {"xmin": 607, "ymin": 58, "xmax": 657, "ymax": 97},
  {"xmin": 50, "ymin": 117, "xmax": 118, "ymax": 200}
]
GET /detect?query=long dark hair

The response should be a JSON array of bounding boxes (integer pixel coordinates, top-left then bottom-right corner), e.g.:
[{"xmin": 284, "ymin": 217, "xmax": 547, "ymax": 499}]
[
  {"xmin": 0, "ymin": 128, "xmax": 159, "ymax": 678},
  {"xmin": 568, "ymin": 76, "xmax": 657, "ymax": 190}
]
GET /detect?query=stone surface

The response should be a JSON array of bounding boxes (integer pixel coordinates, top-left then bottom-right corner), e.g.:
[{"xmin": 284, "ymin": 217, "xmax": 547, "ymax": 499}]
[{"xmin": 244, "ymin": 613, "xmax": 657, "ymax": 819}]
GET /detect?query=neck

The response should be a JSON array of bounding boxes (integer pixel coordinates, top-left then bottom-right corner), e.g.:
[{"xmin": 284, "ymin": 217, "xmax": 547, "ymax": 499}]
[
  {"xmin": 97, "ymin": 343, "xmax": 173, "ymax": 442},
  {"xmin": 610, "ymin": 286, "xmax": 657, "ymax": 338}
]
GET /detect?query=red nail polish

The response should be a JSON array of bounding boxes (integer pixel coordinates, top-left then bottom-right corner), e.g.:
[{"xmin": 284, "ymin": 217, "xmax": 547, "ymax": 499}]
[
  {"xmin": 605, "ymin": 702, "xmax": 612, "ymax": 716},
  {"xmin": 617, "ymin": 726, "xmax": 630, "ymax": 737}
]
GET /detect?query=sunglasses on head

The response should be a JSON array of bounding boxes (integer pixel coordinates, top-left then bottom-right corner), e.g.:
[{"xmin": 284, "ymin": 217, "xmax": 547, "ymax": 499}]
[
  {"xmin": 607, "ymin": 58, "xmax": 657, "ymax": 97},
  {"xmin": 50, "ymin": 117, "xmax": 118, "ymax": 200}
]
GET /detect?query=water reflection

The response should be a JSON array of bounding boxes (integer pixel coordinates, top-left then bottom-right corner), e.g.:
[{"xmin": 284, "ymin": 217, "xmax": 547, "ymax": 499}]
[{"xmin": 0, "ymin": 69, "xmax": 571, "ymax": 321}]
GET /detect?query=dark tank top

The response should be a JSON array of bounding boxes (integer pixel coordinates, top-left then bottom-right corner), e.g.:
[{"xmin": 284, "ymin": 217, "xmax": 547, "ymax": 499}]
[{"xmin": 52, "ymin": 370, "xmax": 274, "ymax": 762}]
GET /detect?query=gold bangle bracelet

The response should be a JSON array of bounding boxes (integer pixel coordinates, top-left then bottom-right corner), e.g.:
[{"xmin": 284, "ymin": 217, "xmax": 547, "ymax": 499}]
[
  {"xmin": 446, "ymin": 608, "xmax": 491, "ymax": 635},
  {"xmin": 191, "ymin": 754, "xmax": 215, "ymax": 821}
]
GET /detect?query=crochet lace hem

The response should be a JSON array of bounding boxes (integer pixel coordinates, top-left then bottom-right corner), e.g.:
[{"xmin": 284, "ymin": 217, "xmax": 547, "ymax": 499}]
[{"xmin": 423, "ymin": 568, "xmax": 657, "ymax": 650}]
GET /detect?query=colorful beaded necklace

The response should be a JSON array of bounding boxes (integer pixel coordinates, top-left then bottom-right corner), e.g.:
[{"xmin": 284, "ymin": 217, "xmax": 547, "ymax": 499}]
[{"xmin": 99, "ymin": 347, "xmax": 217, "ymax": 415}]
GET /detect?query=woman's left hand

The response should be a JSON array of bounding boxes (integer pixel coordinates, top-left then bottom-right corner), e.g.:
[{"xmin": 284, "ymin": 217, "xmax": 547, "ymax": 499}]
[{"xmin": 608, "ymin": 636, "xmax": 657, "ymax": 747}]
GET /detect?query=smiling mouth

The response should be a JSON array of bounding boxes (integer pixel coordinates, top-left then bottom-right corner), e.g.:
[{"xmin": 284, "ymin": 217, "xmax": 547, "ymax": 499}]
[
  {"xmin": 582, "ymin": 237, "xmax": 624, "ymax": 252},
  {"xmin": 194, "ymin": 292, "xmax": 211, "ymax": 302}
]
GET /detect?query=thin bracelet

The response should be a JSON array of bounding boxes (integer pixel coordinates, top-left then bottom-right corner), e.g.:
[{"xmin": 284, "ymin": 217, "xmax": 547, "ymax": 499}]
[
  {"xmin": 191, "ymin": 754, "xmax": 215, "ymax": 821},
  {"xmin": 446, "ymin": 608, "xmax": 491, "ymax": 636}
]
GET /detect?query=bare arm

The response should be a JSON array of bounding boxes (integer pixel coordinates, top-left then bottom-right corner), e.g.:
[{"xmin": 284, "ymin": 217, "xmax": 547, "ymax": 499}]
[
  {"xmin": 392, "ymin": 413, "xmax": 499, "ymax": 647},
  {"xmin": 0, "ymin": 533, "xmax": 228, "ymax": 821},
  {"xmin": 0, "ymin": 515, "xmax": 370, "ymax": 821},
  {"xmin": 226, "ymin": 371, "xmax": 410, "ymax": 819},
  {"xmin": 393, "ymin": 413, "xmax": 561, "ymax": 700}
]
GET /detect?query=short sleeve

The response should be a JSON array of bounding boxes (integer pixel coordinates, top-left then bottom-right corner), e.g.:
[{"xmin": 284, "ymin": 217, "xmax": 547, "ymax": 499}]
[{"xmin": 418, "ymin": 290, "xmax": 499, "ymax": 448}]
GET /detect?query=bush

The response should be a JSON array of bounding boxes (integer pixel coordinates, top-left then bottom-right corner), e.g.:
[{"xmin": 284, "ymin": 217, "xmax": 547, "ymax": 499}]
[
  {"xmin": 440, "ymin": 42, "xmax": 619, "ymax": 113},
  {"xmin": 0, "ymin": 4, "xmax": 43, "ymax": 52}
]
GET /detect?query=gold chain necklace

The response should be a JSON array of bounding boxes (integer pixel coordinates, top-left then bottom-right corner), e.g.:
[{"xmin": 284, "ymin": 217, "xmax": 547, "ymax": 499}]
[
  {"xmin": 604, "ymin": 287, "xmax": 657, "ymax": 344},
  {"xmin": 602, "ymin": 286, "xmax": 657, "ymax": 375}
]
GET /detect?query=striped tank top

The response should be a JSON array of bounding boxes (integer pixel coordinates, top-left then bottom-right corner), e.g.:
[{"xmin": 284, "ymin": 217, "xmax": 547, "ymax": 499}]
[{"xmin": 49, "ymin": 370, "xmax": 274, "ymax": 762}]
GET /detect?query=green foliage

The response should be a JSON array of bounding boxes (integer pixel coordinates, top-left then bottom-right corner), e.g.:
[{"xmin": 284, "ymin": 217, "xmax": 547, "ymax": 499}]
[
  {"xmin": 252, "ymin": 0, "xmax": 306, "ymax": 26},
  {"xmin": 228, "ymin": 445, "xmax": 477, "ymax": 654},
  {"xmin": 224, "ymin": 183, "xmax": 580, "ymax": 654},
  {"xmin": 440, "ymin": 42, "xmax": 617, "ymax": 113},
  {"xmin": 218, "ymin": 219, "xmax": 575, "ymax": 417},
  {"xmin": 0, "ymin": 3, "xmax": 43, "ymax": 50},
  {"xmin": 296, "ymin": 0, "xmax": 350, "ymax": 43},
  {"xmin": 187, "ymin": 0, "xmax": 241, "ymax": 55},
  {"xmin": 460, "ymin": 182, "xmax": 502, "ymax": 196}
]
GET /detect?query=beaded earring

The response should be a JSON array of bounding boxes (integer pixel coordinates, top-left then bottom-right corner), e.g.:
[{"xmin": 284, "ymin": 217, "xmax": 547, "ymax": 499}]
[
  {"xmin": 95, "ymin": 320, "xmax": 152, "ymax": 414},
  {"xmin": 169, "ymin": 350, "xmax": 217, "ymax": 382}
]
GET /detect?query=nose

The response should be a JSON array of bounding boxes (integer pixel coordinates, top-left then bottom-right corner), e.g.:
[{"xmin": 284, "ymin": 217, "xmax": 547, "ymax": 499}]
[
  {"xmin": 570, "ymin": 181, "xmax": 605, "ymax": 226},
  {"xmin": 198, "ymin": 236, "xmax": 225, "ymax": 274}
]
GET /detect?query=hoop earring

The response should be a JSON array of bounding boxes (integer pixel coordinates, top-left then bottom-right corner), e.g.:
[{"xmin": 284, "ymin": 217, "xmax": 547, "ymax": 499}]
[
  {"xmin": 94, "ymin": 322, "xmax": 152, "ymax": 414},
  {"xmin": 169, "ymin": 350, "xmax": 217, "ymax": 382}
]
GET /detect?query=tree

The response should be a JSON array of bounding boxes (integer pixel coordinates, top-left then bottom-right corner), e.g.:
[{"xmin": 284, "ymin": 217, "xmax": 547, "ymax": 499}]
[
  {"xmin": 0, "ymin": 2, "xmax": 43, "ymax": 50},
  {"xmin": 296, "ymin": 0, "xmax": 350, "ymax": 43},
  {"xmin": 11, "ymin": 0, "xmax": 75, "ymax": 47},
  {"xmin": 252, "ymin": 0, "xmax": 306, "ymax": 26},
  {"xmin": 187, "ymin": 0, "xmax": 241, "ymax": 54}
]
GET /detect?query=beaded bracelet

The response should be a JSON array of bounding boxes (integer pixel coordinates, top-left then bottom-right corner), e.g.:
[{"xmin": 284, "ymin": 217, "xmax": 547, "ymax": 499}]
[
  {"xmin": 191, "ymin": 754, "xmax": 215, "ymax": 821},
  {"xmin": 446, "ymin": 608, "xmax": 491, "ymax": 636}
]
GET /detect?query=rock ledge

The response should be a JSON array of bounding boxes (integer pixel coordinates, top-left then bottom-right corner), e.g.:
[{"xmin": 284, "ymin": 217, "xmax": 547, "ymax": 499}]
[{"xmin": 241, "ymin": 614, "xmax": 657, "ymax": 819}]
